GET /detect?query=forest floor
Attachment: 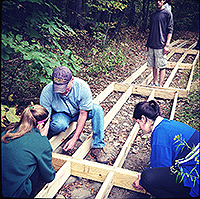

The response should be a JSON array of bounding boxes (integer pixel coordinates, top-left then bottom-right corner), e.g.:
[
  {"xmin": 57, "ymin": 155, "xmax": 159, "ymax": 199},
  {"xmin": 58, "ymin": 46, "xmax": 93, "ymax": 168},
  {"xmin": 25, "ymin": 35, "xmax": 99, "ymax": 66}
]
[{"xmin": 2, "ymin": 27, "xmax": 199, "ymax": 198}]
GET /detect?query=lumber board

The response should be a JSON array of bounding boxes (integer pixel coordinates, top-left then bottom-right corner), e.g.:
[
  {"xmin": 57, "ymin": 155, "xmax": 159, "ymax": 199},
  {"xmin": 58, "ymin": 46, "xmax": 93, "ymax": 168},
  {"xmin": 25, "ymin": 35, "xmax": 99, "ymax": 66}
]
[
  {"xmin": 170, "ymin": 40, "xmax": 180, "ymax": 47},
  {"xmin": 95, "ymin": 172, "xmax": 115, "ymax": 199},
  {"xmin": 186, "ymin": 51, "xmax": 199, "ymax": 91},
  {"xmin": 96, "ymin": 124, "xmax": 141, "ymax": 199},
  {"xmin": 166, "ymin": 40, "xmax": 188, "ymax": 59},
  {"xmin": 35, "ymin": 161, "xmax": 71, "ymax": 198},
  {"xmin": 123, "ymin": 63, "xmax": 147, "ymax": 84},
  {"xmin": 141, "ymin": 72, "xmax": 153, "ymax": 85},
  {"xmin": 93, "ymin": 82, "xmax": 115, "ymax": 104},
  {"xmin": 104, "ymin": 85, "xmax": 133, "ymax": 129},
  {"xmin": 166, "ymin": 62, "xmax": 193, "ymax": 69},
  {"xmin": 114, "ymin": 83, "xmax": 188, "ymax": 99},
  {"xmin": 169, "ymin": 92, "xmax": 179, "ymax": 120},
  {"xmin": 50, "ymin": 122, "xmax": 77, "ymax": 151},
  {"xmin": 169, "ymin": 47, "xmax": 198, "ymax": 55},
  {"xmin": 163, "ymin": 42, "xmax": 197, "ymax": 88},
  {"xmin": 113, "ymin": 123, "xmax": 139, "ymax": 168},
  {"xmin": 94, "ymin": 88, "xmax": 155, "ymax": 199},
  {"xmin": 51, "ymin": 153, "xmax": 148, "ymax": 194}
]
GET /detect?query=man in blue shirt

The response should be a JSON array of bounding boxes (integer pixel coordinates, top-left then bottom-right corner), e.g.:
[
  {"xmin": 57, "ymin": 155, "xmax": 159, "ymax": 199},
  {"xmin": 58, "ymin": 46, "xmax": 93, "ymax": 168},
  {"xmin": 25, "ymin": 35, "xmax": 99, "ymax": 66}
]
[
  {"xmin": 40, "ymin": 66, "xmax": 109, "ymax": 163},
  {"xmin": 145, "ymin": 0, "xmax": 173, "ymax": 87}
]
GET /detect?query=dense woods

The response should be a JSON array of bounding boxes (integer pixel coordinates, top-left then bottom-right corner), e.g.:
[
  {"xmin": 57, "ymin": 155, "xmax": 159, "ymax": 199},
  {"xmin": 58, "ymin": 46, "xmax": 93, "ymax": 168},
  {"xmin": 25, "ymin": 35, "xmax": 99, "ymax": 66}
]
[{"xmin": 1, "ymin": 0, "xmax": 199, "ymax": 128}]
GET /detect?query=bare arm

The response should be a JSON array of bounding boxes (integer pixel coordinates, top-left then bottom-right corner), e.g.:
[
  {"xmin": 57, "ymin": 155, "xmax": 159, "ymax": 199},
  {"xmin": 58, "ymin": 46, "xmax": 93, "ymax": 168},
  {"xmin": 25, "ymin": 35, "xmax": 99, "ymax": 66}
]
[
  {"xmin": 63, "ymin": 109, "xmax": 88, "ymax": 151},
  {"xmin": 163, "ymin": 33, "xmax": 172, "ymax": 54}
]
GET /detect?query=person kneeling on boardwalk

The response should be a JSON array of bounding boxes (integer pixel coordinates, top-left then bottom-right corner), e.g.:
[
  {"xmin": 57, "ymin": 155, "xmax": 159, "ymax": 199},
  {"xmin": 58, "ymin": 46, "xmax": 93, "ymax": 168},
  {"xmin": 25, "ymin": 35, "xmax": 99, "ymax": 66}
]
[
  {"xmin": 40, "ymin": 66, "xmax": 110, "ymax": 163},
  {"xmin": 1, "ymin": 105, "xmax": 55, "ymax": 198},
  {"xmin": 132, "ymin": 100, "xmax": 199, "ymax": 198}
]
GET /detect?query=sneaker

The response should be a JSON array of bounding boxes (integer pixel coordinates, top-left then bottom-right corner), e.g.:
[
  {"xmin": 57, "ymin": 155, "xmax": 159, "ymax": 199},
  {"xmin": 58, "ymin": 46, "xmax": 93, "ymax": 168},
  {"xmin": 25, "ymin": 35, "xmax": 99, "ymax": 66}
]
[{"xmin": 90, "ymin": 148, "xmax": 111, "ymax": 164}]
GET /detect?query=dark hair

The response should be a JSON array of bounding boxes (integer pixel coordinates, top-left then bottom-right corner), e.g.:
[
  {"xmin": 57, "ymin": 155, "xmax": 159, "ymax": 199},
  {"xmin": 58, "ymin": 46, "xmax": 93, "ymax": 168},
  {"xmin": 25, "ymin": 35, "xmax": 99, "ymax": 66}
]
[{"xmin": 133, "ymin": 100, "xmax": 160, "ymax": 121}]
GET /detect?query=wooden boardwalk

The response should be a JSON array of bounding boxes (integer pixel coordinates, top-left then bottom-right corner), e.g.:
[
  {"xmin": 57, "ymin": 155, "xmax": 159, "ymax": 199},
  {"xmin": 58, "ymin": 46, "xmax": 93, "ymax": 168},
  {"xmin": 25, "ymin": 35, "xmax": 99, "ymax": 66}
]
[{"xmin": 35, "ymin": 39, "xmax": 199, "ymax": 198}]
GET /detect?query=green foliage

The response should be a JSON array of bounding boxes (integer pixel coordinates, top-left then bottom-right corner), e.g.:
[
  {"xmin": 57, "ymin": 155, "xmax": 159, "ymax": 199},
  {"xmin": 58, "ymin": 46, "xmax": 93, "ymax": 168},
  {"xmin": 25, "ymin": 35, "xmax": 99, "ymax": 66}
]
[
  {"xmin": 1, "ymin": 105, "xmax": 20, "ymax": 127},
  {"xmin": 86, "ymin": 0, "xmax": 128, "ymax": 12},
  {"xmin": 1, "ymin": 0, "xmax": 81, "ymax": 104},
  {"xmin": 86, "ymin": 0, "xmax": 129, "ymax": 44},
  {"xmin": 171, "ymin": 134, "xmax": 199, "ymax": 187},
  {"xmin": 87, "ymin": 43, "xmax": 126, "ymax": 75}
]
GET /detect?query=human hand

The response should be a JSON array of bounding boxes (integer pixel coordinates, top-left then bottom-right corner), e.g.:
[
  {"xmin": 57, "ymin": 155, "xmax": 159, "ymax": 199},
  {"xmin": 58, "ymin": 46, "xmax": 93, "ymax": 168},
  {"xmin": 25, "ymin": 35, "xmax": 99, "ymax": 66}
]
[
  {"xmin": 163, "ymin": 46, "xmax": 169, "ymax": 54},
  {"xmin": 39, "ymin": 119, "xmax": 50, "ymax": 137},
  {"xmin": 145, "ymin": 47, "xmax": 148, "ymax": 52},
  {"xmin": 63, "ymin": 138, "xmax": 77, "ymax": 152},
  {"xmin": 132, "ymin": 174, "xmax": 143, "ymax": 190}
]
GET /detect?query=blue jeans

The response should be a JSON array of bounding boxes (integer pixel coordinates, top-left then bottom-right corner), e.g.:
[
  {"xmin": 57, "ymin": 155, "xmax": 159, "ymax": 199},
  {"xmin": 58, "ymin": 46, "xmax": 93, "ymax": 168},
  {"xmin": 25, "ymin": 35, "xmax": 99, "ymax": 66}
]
[{"xmin": 49, "ymin": 103, "xmax": 105, "ymax": 148}]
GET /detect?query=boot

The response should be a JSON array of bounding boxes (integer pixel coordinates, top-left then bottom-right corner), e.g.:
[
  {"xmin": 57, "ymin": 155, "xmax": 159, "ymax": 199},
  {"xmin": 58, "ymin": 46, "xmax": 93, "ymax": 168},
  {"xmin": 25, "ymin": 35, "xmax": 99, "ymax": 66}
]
[{"xmin": 90, "ymin": 148, "xmax": 111, "ymax": 164}]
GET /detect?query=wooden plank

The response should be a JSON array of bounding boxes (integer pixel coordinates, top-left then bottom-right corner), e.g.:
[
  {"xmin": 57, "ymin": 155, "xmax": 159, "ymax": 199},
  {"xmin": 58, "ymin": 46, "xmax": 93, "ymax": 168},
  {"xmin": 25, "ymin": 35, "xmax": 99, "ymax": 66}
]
[
  {"xmin": 104, "ymin": 85, "xmax": 133, "ymax": 129},
  {"xmin": 114, "ymin": 83, "xmax": 188, "ymax": 99},
  {"xmin": 169, "ymin": 47, "xmax": 198, "ymax": 55},
  {"xmin": 186, "ymin": 51, "xmax": 199, "ymax": 91},
  {"xmin": 50, "ymin": 122, "xmax": 77, "ymax": 151},
  {"xmin": 114, "ymin": 123, "xmax": 139, "ymax": 168},
  {"xmin": 166, "ymin": 62, "xmax": 193, "ymax": 69},
  {"xmin": 170, "ymin": 40, "xmax": 180, "ymax": 47},
  {"xmin": 72, "ymin": 134, "xmax": 93, "ymax": 159},
  {"xmin": 95, "ymin": 172, "xmax": 115, "ymax": 199},
  {"xmin": 167, "ymin": 40, "xmax": 188, "ymax": 59},
  {"xmin": 141, "ymin": 72, "xmax": 153, "ymax": 85},
  {"xmin": 169, "ymin": 92, "xmax": 179, "ymax": 120},
  {"xmin": 94, "ymin": 89, "xmax": 154, "ymax": 199},
  {"xmin": 51, "ymin": 153, "xmax": 148, "ymax": 194},
  {"xmin": 93, "ymin": 82, "xmax": 115, "ymax": 104},
  {"xmin": 35, "ymin": 161, "xmax": 71, "ymax": 198},
  {"xmin": 163, "ymin": 42, "xmax": 197, "ymax": 88},
  {"xmin": 123, "ymin": 63, "xmax": 147, "ymax": 84},
  {"xmin": 147, "ymin": 89, "xmax": 155, "ymax": 101}
]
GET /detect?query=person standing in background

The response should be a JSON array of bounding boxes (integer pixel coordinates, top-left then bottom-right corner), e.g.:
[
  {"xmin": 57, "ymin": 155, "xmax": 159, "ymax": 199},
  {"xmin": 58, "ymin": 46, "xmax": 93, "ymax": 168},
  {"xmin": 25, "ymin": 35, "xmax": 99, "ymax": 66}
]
[{"xmin": 145, "ymin": 0, "xmax": 173, "ymax": 87}]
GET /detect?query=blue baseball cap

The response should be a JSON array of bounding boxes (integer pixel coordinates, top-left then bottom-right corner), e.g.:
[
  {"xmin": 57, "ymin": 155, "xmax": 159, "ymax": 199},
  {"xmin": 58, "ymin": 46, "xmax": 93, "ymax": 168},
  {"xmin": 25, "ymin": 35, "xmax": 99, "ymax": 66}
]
[{"xmin": 52, "ymin": 66, "xmax": 72, "ymax": 93}]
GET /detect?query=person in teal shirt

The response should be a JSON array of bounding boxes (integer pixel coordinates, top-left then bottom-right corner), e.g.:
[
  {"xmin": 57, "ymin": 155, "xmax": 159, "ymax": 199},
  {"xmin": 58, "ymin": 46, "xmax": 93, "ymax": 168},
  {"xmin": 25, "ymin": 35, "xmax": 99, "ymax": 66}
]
[
  {"xmin": 132, "ymin": 100, "xmax": 199, "ymax": 198},
  {"xmin": 1, "ymin": 105, "xmax": 55, "ymax": 198}
]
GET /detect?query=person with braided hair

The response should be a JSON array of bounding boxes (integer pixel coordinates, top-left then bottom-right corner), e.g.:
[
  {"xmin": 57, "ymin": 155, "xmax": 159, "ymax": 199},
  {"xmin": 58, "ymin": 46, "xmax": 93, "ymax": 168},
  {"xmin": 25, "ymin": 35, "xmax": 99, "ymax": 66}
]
[
  {"xmin": 1, "ymin": 105, "xmax": 55, "ymax": 198},
  {"xmin": 132, "ymin": 100, "xmax": 199, "ymax": 198}
]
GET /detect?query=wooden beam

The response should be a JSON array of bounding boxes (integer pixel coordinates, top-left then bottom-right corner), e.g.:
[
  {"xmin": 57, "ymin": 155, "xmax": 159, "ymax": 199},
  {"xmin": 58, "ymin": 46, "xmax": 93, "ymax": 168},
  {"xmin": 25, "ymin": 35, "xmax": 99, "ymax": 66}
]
[
  {"xmin": 170, "ymin": 40, "xmax": 180, "ymax": 47},
  {"xmin": 93, "ymin": 82, "xmax": 115, "ymax": 104},
  {"xmin": 35, "ymin": 161, "xmax": 71, "ymax": 198},
  {"xmin": 123, "ymin": 63, "xmax": 147, "ymax": 84},
  {"xmin": 167, "ymin": 40, "xmax": 188, "ymax": 59},
  {"xmin": 163, "ymin": 42, "xmax": 197, "ymax": 88},
  {"xmin": 94, "ymin": 86, "xmax": 155, "ymax": 199},
  {"xmin": 169, "ymin": 47, "xmax": 198, "ymax": 55},
  {"xmin": 169, "ymin": 92, "xmax": 179, "ymax": 120},
  {"xmin": 51, "ymin": 153, "xmax": 149, "ymax": 195},
  {"xmin": 114, "ymin": 123, "xmax": 140, "ymax": 168},
  {"xmin": 141, "ymin": 72, "xmax": 153, "ymax": 86},
  {"xmin": 50, "ymin": 122, "xmax": 77, "ymax": 151},
  {"xmin": 166, "ymin": 62, "xmax": 193, "ymax": 69},
  {"xmin": 186, "ymin": 51, "xmax": 199, "ymax": 91},
  {"xmin": 104, "ymin": 85, "xmax": 133, "ymax": 129},
  {"xmin": 114, "ymin": 83, "xmax": 188, "ymax": 99}
]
